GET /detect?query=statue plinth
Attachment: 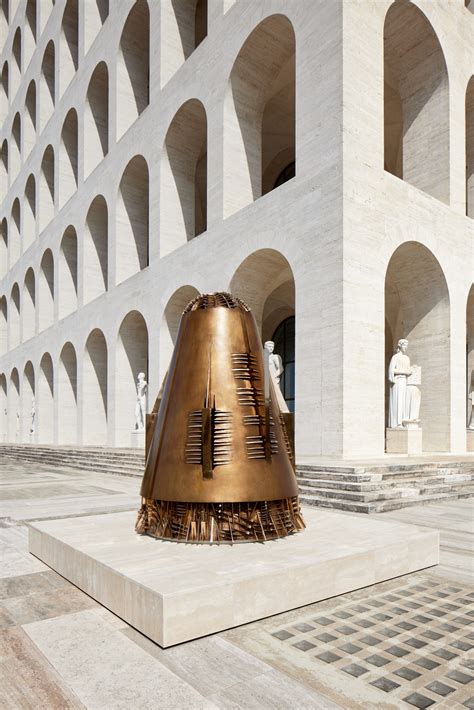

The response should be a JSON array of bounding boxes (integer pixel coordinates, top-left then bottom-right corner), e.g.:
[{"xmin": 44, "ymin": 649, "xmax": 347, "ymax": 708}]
[
  {"xmin": 386, "ymin": 427, "xmax": 422, "ymax": 455},
  {"xmin": 467, "ymin": 429, "xmax": 474, "ymax": 453},
  {"xmin": 130, "ymin": 429, "xmax": 145, "ymax": 449}
]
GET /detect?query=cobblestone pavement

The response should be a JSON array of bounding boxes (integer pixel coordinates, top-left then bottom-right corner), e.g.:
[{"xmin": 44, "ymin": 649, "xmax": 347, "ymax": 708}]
[{"xmin": 0, "ymin": 457, "xmax": 473, "ymax": 709}]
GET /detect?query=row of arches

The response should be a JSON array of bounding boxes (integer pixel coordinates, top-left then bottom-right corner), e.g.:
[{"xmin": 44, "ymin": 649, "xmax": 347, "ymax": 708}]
[
  {"xmin": 1, "ymin": 1, "xmax": 108, "ymax": 114},
  {"xmin": 0, "ymin": 243, "xmax": 472, "ymax": 452},
  {"xmin": 1, "ymin": 57, "xmax": 108, "ymax": 193},
  {"xmin": 0, "ymin": 311, "xmax": 146, "ymax": 445},
  {"xmin": 1, "ymin": 1, "xmax": 145, "ymax": 149},
  {"xmin": 2, "ymin": 3, "xmax": 474, "ymax": 258},
  {"xmin": 0, "ymin": 154, "xmax": 147, "ymax": 283},
  {"xmin": 1, "ymin": 0, "xmax": 213, "ymax": 119}
]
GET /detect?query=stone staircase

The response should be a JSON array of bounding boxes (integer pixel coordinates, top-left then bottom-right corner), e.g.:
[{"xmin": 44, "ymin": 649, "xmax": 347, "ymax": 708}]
[
  {"xmin": 297, "ymin": 461, "xmax": 474, "ymax": 513},
  {"xmin": 0, "ymin": 444, "xmax": 145, "ymax": 478},
  {"xmin": 1, "ymin": 445, "xmax": 473, "ymax": 513}
]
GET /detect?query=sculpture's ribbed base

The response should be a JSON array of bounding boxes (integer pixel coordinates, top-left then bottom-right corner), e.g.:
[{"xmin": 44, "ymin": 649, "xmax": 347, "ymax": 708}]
[{"xmin": 135, "ymin": 497, "xmax": 305, "ymax": 543}]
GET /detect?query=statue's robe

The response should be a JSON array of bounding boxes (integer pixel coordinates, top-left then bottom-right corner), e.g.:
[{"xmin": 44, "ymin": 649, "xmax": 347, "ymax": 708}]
[{"xmin": 388, "ymin": 352, "xmax": 410, "ymax": 428}]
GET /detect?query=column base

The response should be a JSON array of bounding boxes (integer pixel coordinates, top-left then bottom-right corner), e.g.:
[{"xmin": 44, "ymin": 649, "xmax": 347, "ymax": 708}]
[{"xmin": 386, "ymin": 427, "xmax": 422, "ymax": 454}]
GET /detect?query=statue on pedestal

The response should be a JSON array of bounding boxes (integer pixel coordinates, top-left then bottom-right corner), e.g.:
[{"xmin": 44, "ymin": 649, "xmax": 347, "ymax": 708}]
[
  {"xmin": 468, "ymin": 372, "xmax": 474, "ymax": 430},
  {"xmin": 388, "ymin": 339, "xmax": 421, "ymax": 429},
  {"xmin": 30, "ymin": 397, "xmax": 36, "ymax": 435},
  {"xmin": 134, "ymin": 372, "xmax": 147, "ymax": 431}
]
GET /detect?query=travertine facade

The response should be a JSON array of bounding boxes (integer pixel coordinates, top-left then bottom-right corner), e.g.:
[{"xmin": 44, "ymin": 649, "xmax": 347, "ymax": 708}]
[{"xmin": 0, "ymin": 0, "xmax": 473, "ymax": 458}]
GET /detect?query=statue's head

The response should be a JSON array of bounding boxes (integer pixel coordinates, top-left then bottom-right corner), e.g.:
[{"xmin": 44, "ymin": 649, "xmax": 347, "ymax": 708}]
[
  {"xmin": 264, "ymin": 341, "xmax": 275, "ymax": 354},
  {"xmin": 138, "ymin": 372, "xmax": 146, "ymax": 381},
  {"xmin": 397, "ymin": 339, "xmax": 408, "ymax": 353}
]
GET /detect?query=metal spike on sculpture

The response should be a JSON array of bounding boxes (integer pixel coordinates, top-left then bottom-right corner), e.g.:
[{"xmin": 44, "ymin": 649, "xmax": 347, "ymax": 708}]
[{"xmin": 136, "ymin": 292, "xmax": 305, "ymax": 543}]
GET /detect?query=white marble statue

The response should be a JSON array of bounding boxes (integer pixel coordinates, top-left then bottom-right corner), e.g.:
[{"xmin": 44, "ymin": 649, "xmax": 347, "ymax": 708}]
[
  {"xmin": 264, "ymin": 340, "xmax": 288, "ymax": 413},
  {"xmin": 469, "ymin": 390, "xmax": 474, "ymax": 431},
  {"xmin": 264, "ymin": 341, "xmax": 283, "ymax": 384},
  {"xmin": 30, "ymin": 396, "xmax": 36, "ymax": 435},
  {"xmin": 134, "ymin": 372, "xmax": 147, "ymax": 431},
  {"xmin": 388, "ymin": 339, "xmax": 421, "ymax": 429}
]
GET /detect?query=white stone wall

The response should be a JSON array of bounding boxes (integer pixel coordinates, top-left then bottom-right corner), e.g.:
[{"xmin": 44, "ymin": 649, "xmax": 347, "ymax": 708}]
[{"xmin": 0, "ymin": 0, "xmax": 472, "ymax": 459}]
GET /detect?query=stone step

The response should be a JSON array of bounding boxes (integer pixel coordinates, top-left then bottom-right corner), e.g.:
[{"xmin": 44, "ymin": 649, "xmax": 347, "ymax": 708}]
[
  {"xmin": 298, "ymin": 481, "xmax": 474, "ymax": 504},
  {"xmin": 300, "ymin": 488, "xmax": 474, "ymax": 514},
  {"xmin": 295, "ymin": 470, "xmax": 380, "ymax": 483},
  {"xmin": 297, "ymin": 485, "xmax": 408, "ymax": 503},
  {"xmin": 297, "ymin": 474, "xmax": 474, "ymax": 492}
]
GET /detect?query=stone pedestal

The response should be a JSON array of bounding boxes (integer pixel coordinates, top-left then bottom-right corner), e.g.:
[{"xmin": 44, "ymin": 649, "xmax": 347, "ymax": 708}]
[
  {"xmin": 130, "ymin": 430, "xmax": 145, "ymax": 449},
  {"xmin": 28, "ymin": 508, "xmax": 439, "ymax": 648},
  {"xmin": 386, "ymin": 427, "xmax": 422, "ymax": 454},
  {"xmin": 467, "ymin": 430, "xmax": 474, "ymax": 453}
]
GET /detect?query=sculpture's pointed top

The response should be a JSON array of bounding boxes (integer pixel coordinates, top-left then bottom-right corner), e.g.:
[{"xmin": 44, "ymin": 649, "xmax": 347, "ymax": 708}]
[{"xmin": 183, "ymin": 292, "xmax": 250, "ymax": 313}]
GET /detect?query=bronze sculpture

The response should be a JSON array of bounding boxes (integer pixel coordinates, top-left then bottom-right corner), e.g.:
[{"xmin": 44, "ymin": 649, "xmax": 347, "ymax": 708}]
[{"xmin": 136, "ymin": 292, "xmax": 305, "ymax": 543}]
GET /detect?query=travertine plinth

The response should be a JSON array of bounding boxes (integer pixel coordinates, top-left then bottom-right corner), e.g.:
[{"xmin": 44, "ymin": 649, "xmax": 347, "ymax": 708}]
[
  {"xmin": 28, "ymin": 507, "xmax": 439, "ymax": 647},
  {"xmin": 386, "ymin": 428, "xmax": 423, "ymax": 454}
]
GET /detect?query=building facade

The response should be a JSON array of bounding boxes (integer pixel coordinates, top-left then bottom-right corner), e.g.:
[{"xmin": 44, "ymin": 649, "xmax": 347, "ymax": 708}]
[{"xmin": 0, "ymin": 0, "xmax": 473, "ymax": 458}]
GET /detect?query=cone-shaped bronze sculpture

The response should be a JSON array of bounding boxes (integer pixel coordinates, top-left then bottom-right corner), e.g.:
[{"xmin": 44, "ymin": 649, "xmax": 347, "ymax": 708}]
[{"xmin": 136, "ymin": 292, "xmax": 305, "ymax": 543}]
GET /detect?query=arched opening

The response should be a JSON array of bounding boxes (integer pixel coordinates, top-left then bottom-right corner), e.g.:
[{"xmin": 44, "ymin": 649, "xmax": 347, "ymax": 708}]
[
  {"xmin": 161, "ymin": 0, "xmax": 207, "ymax": 85},
  {"xmin": 384, "ymin": 0, "xmax": 449, "ymax": 203},
  {"xmin": 0, "ymin": 296, "xmax": 7, "ymax": 355},
  {"xmin": 1, "ymin": 139, "xmax": 8, "ymax": 194},
  {"xmin": 115, "ymin": 310, "xmax": 148, "ymax": 445},
  {"xmin": 24, "ymin": 173, "xmax": 36, "ymax": 249},
  {"xmin": 9, "ymin": 283, "xmax": 20, "ymax": 349},
  {"xmin": 58, "ymin": 226, "xmax": 77, "ymax": 319},
  {"xmin": 160, "ymin": 99, "xmax": 207, "ymax": 256},
  {"xmin": 1, "ymin": 61, "xmax": 8, "ymax": 116},
  {"xmin": 230, "ymin": 249, "xmax": 296, "ymax": 411},
  {"xmin": 0, "ymin": 219, "xmax": 7, "ymax": 279},
  {"xmin": 11, "ymin": 28, "xmax": 21, "ymax": 97},
  {"xmin": 159, "ymin": 285, "xmax": 200, "ymax": 381},
  {"xmin": 84, "ymin": 62, "xmax": 109, "ymax": 177},
  {"xmin": 38, "ymin": 248, "xmax": 54, "ymax": 331},
  {"xmin": 84, "ymin": 0, "xmax": 108, "ymax": 53},
  {"xmin": 39, "ymin": 144, "xmax": 55, "ymax": 232},
  {"xmin": 8, "ymin": 369, "xmax": 20, "ymax": 442},
  {"xmin": 224, "ymin": 15, "xmax": 295, "ymax": 217},
  {"xmin": 11, "ymin": 112, "xmax": 21, "ymax": 180},
  {"xmin": 467, "ymin": 77, "xmax": 474, "ymax": 218},
  {"xmin": 385, "ymin": 242, "xmax": 450, "ymax": 451},
  {"xmin": 58, "ymin": 342, "xmax": 77, "ymax": 443},
  {"xmin": 24, "ymin": 80, "xmax": 36, "ymax": 157},
  {"xmin": 59, "ymin": 0, "xmax": 78, "ymax": 96},
  {"xmin": 116, "ymin": 0, "xmax": 149, "ymax": 139},
  {"xmin": 58, "ymin": 108, "xmax": 78, "ymax": 207},
  {"xmin": 24, "ymin": 0, "xmax": 37, "ymax": 69},
  {"xmin": 10, "ymin": 198, "xmax": 21, "ymax": 266},
  {"xmin": 21, "ymin": 361, "xmax": 35, "ymax": 442},
  {"xmin": 116, "ymin": 155, "xmax": 149, "ymax": 283},
  {"xmin": 39, "ymin": 40, "xmax": 55, "ymax": 131},
  {"xmin": 83, "ymin": 329, "xmax": 107, "ymax": 444},
  {"xmin": 0, "ymin": 373, "xmax": 6, "ymax": 442},
  {"xmin": 22, "ymin": 267, "xmax": 35, "ymax": 341},
  {"xmin": 84, "ymin": 195, "xmax": 108, "ymax": 303},
  {"xmin": 38, "ymin": 352, "xmax": 54, "ymax": 443},
  {"xmin": 467, "ymin": 286, "xmax": 474, "ymax": 437}
]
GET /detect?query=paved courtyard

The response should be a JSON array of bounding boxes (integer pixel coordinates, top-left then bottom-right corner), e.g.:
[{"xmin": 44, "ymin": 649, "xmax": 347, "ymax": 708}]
[{"xmin": 0, "ymin": 457, "xmax": 473, "ymax": 709}]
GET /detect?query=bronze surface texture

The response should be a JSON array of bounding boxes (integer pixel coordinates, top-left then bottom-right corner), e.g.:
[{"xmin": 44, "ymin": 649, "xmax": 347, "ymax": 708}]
[{"xmin": 137, "ymin": 292, "xmax": 304, "ymax": 543}]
